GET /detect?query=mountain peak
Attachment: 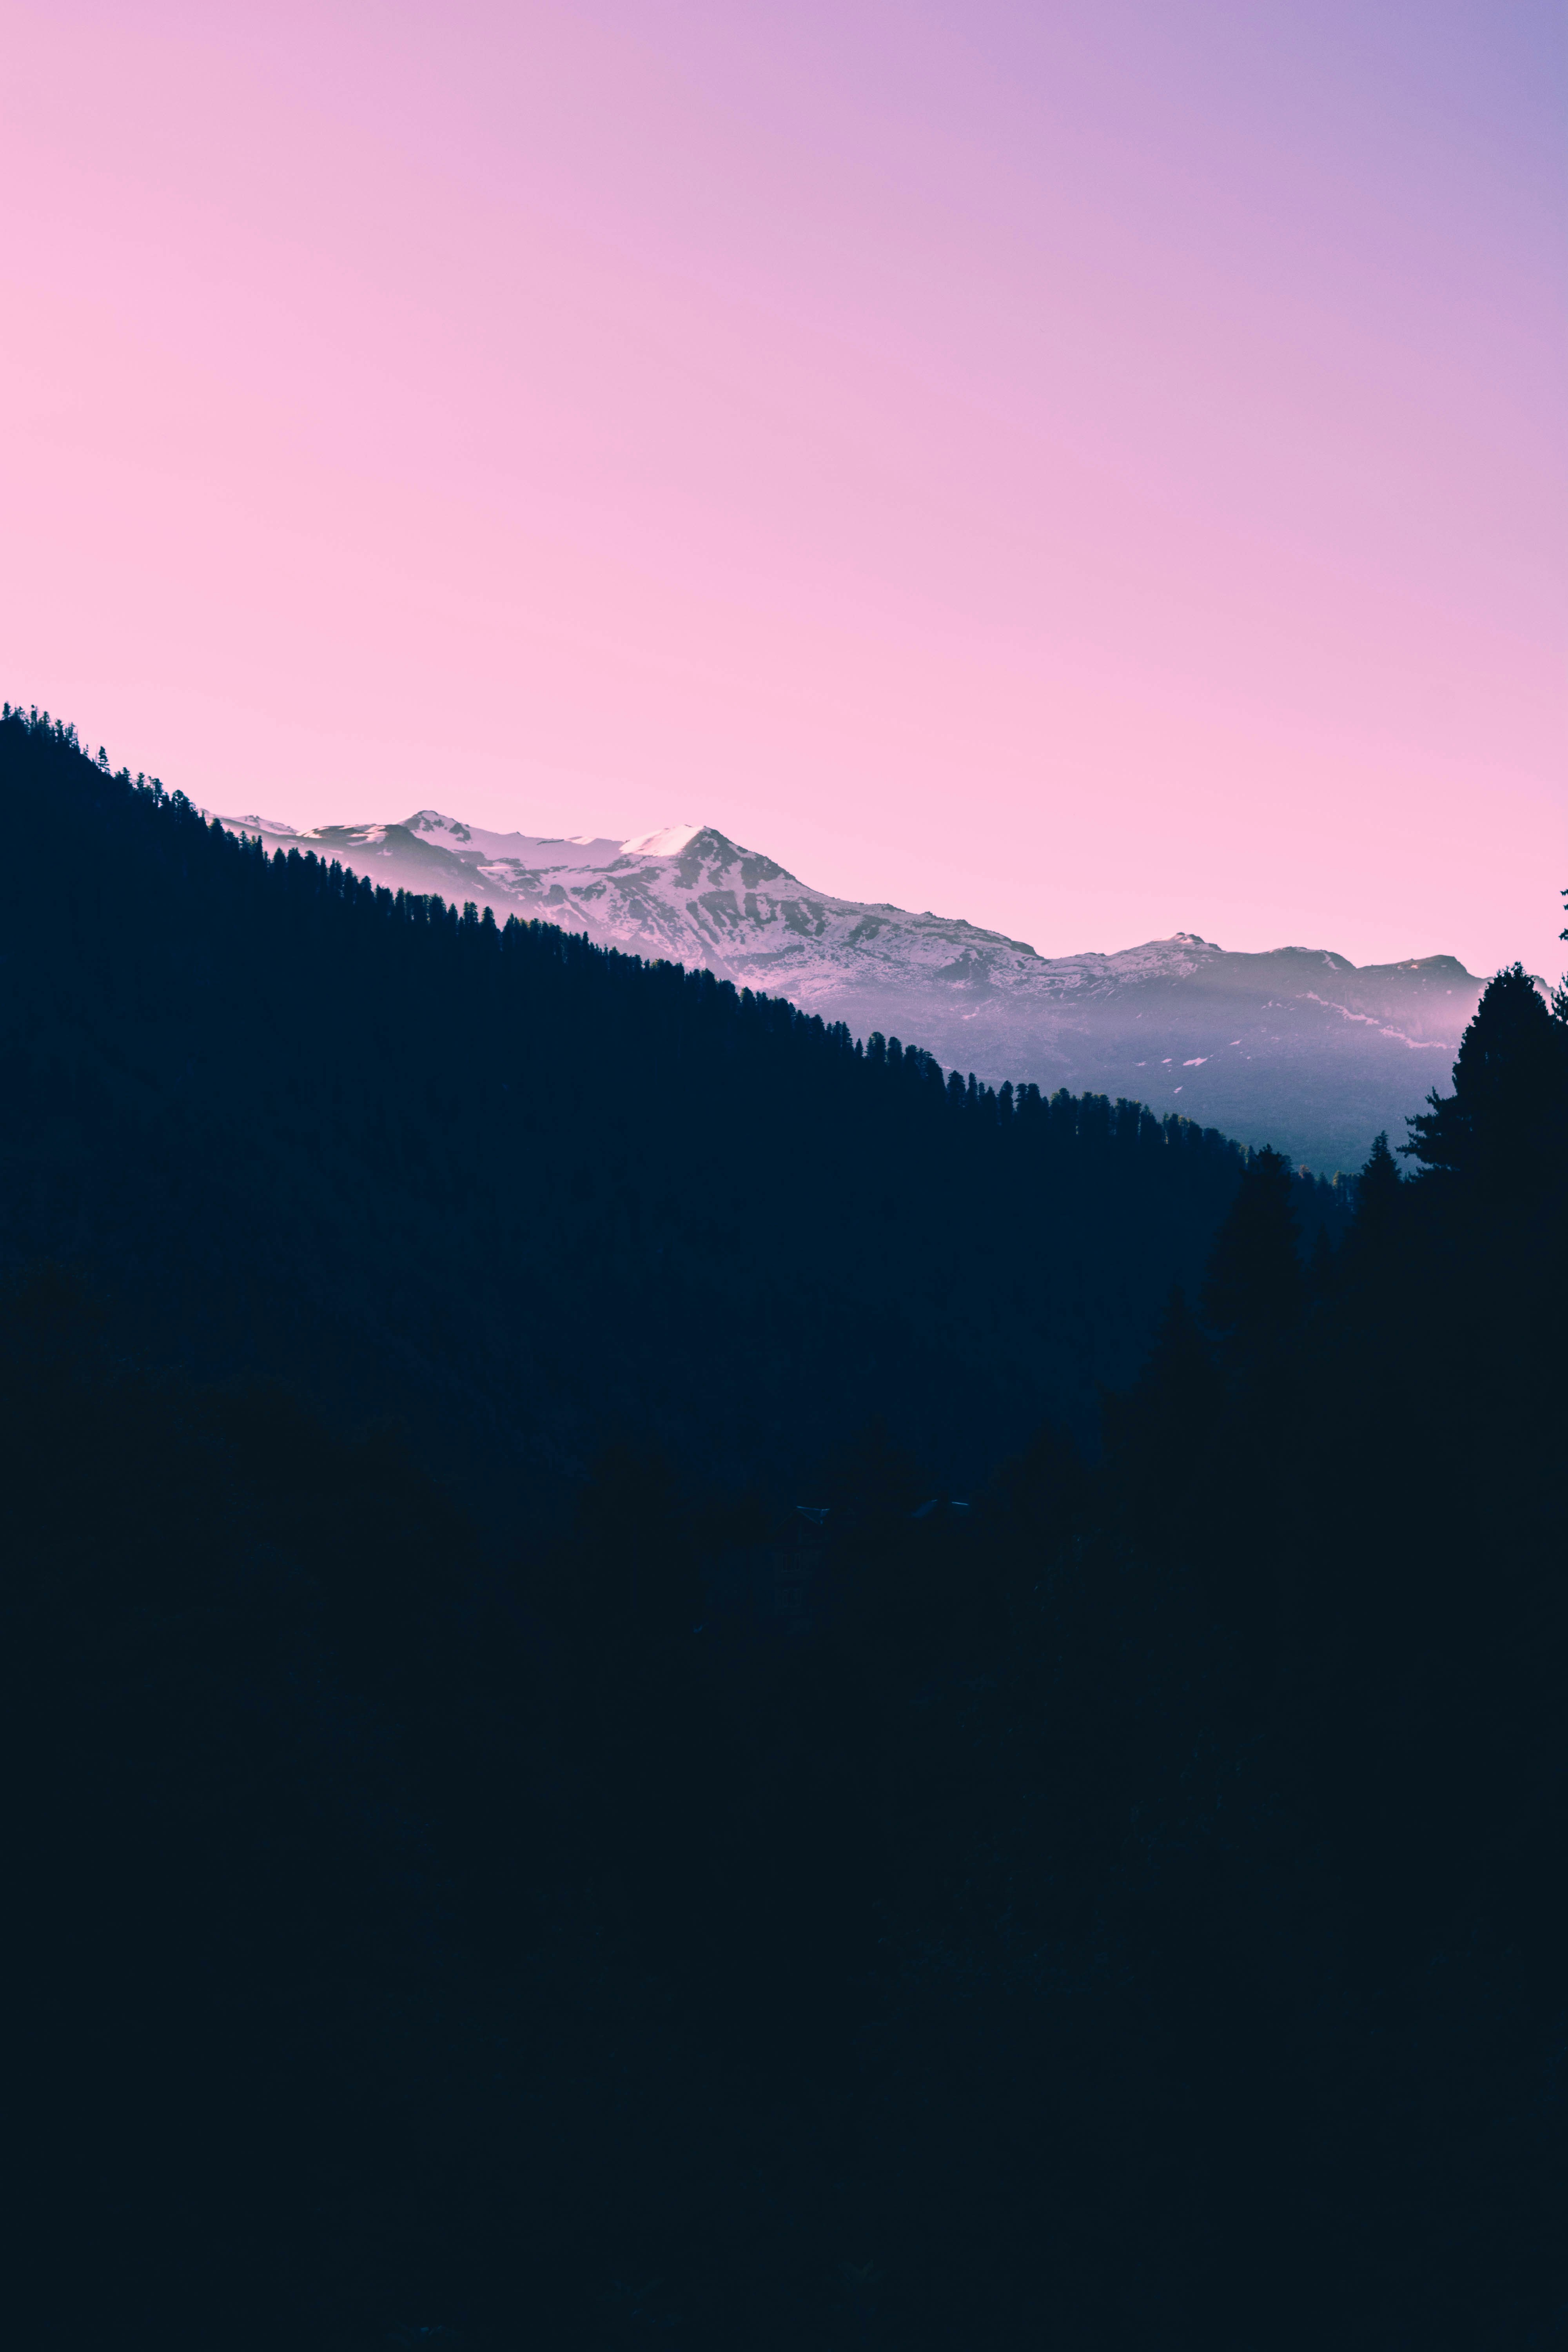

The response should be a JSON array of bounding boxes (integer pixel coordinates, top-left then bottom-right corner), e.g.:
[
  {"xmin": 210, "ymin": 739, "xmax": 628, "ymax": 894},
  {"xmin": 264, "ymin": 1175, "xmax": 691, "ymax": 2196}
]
[
  {"xmin": 206, "ymin": 795, "xmax": 1481, "ymax": 1169},
  {"xmin": 230, "ymin": 813, "xmax": 299, "ymax": 837},
  {"xmin": 620, "ymin": 822, "xmax": 708, "ymax": 858}
]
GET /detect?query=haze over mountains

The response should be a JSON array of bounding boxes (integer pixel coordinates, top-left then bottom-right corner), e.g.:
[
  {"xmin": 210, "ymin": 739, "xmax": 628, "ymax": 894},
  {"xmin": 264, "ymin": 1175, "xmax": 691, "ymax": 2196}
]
[{"xmin": 221, "ymin": 806, "xmax": 1483, "ymax": 1171}]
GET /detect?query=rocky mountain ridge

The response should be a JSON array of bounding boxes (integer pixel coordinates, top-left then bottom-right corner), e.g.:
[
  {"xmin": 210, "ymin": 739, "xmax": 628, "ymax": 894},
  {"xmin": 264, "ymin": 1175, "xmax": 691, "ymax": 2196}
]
[{"xmin": 216, "ymin": 806, "xmax": 1482, "ymax": 1171}]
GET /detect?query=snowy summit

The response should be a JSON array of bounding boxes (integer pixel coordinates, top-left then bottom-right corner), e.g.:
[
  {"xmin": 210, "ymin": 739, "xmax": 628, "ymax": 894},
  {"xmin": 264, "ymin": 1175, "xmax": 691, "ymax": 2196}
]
[{"xmin": 213, "ymin": 804, "xmax": 1481, "ymax": 1171}]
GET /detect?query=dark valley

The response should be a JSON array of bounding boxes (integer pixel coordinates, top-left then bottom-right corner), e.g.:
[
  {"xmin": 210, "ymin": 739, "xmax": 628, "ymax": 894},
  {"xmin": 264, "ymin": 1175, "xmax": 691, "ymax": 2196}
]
[{"xmin": 4, "ymin": 706, "xmax": 1564, "ymax": 2350}]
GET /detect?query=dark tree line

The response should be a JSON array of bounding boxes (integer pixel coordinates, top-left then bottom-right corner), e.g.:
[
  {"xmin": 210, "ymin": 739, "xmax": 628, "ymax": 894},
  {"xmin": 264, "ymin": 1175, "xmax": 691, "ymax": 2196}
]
[
  {"xmin": 0, "ymin": 702, "xmax": 1339, "ymax": 1502},
  {"xmin": 3, "ymin": 704, "xmax": 1563, "ymax": 2348}
]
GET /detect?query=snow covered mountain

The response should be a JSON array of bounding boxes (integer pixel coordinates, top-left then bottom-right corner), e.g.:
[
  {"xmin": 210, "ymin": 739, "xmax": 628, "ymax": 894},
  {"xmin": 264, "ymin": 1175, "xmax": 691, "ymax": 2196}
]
[{"xmin": 217, "ymin": 806, "xmax": 1483, "ymax": 1173}]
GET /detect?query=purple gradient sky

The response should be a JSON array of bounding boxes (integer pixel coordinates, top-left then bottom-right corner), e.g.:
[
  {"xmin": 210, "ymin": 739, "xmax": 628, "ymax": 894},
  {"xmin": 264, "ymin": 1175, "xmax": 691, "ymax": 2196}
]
[{"xmin": 2, "ymin": 0, "xmax": 1563, "ymax": 973}]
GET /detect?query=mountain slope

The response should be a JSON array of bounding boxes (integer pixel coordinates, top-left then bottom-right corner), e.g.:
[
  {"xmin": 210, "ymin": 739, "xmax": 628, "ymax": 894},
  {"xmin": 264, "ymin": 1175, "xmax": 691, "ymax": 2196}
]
[
  {"xmin": 4, "ymin": 710, "xmax": 1343, "ymax": 1504},
  {"xmin": 221, "ymin": 808, "xmax": 1481, "ymax": 1170},
  {"xmin": 9, "ymin": 712, "xmax": 1559, "ymax": 2349}
]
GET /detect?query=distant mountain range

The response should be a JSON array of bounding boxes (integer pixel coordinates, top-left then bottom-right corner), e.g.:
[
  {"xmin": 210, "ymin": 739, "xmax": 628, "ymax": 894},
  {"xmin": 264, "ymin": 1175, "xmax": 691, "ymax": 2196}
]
[{"xmin": 216, "ymin": 806, "xmax": 1483, "ymax": 1172}]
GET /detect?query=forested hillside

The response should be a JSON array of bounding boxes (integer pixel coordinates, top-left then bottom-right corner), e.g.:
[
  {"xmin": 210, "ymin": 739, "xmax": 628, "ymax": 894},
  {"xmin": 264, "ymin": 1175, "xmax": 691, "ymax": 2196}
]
[
  {"xmin": 215, "ymin": 802, "xmax": 1480, "ymax": 1173},
  {"xmin": 0, "ymin": 705, "xmax": 1337, "ymax": 1498},
  {"xmin": 4, "ymin": 705, "xmax": 1563, "ymax": 2348}
]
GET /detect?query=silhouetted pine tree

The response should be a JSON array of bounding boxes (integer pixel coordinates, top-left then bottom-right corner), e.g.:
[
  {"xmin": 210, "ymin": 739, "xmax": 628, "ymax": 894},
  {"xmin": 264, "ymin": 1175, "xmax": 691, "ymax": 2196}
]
[
  {"xmin": 1339, "ymin": 1129, "xmax": 1405, "ymax": 1279},
  {"xmin": 1200, "ymin": 1145, "xmax": 1303, "ymax": 1352},
  {"xmin": 1102, "ymin": 1281, "xmax": 1221, "ymax": 1489},
  {"xmin": 1404, "ymin": 962, "xmax": 1568, "ymax": 1194}
]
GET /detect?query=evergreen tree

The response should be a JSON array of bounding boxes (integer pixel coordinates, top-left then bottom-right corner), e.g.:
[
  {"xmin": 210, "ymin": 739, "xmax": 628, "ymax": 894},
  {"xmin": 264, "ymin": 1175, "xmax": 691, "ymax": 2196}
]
[
  {"xmin": 1346, "ymin": 1129, "xmax": 1403, "ymax": 1254},
  {"xmin": 1403, "ymin": 962, "xmax": 1568, "ymax": 1192},
  {"xmin": 1200, "ymin": 1145, "xmax": 1303, "ymax": 1350},
  {"xmin": 1101, "ymin": 1280, "xmax": 1222, "ymax": 1540}
]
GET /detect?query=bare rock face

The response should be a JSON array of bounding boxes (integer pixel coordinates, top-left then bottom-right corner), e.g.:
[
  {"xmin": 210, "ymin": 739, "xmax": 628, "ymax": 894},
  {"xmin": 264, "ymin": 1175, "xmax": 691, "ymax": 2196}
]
[{"xmin": 218, "ymin": 808, "xmax": 1481, "ymax": 1173}]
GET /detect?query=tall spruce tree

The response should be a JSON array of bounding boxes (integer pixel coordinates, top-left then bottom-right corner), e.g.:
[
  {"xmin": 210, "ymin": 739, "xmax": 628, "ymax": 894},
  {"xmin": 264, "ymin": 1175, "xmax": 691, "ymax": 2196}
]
[
  {"xmin": 1403, "ymin": 962, "xmax": 1568, "ymax": 1192},
  {"xmin": 1347, "ymin": 1130, "xmax": 1403, "ymax": 1252},
  {"xmin": 1200, "ymin": 1145, "xmax": 1303, "ymax": 1352}
]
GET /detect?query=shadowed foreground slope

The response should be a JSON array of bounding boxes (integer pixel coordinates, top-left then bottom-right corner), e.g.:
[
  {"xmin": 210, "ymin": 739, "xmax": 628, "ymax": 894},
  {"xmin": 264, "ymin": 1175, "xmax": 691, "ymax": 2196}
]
[
  {"xmin": 222, "ymin": 804, "xmax": 1481, "ymax": 1171},
  {"xmin": 0, "ymin": 705, "xmax": 1339, "ymax": 1499},
  {"xmin": 4, "ymin": 708, "xmax": 1562, "ymax": 2348}
]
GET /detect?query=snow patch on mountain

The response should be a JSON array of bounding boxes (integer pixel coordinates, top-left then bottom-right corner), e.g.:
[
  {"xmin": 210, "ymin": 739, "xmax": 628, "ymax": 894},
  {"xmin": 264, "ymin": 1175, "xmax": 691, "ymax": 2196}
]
[
  {"xmin": 621, "ymin": 822, "xmax": 706, "ymax": 858},
  {"xmin": 208, "ymin": 800, "xmax": 1484, "ymax": 1169},
  {"xmin": 405, "ymin": 809, "xmax": 627, "ymax": 868}
]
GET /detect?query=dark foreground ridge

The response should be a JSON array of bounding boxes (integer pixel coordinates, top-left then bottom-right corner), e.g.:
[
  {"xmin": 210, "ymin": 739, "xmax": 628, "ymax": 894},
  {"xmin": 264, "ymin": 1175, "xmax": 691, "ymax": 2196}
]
[
  {"xmin": 215, "ymin": 803, "xmax": 1483, "ymax": 1172},
  {"xmin": 0, "ymin": 704, "xmax": 1341, "ymax": 1498},
  {"xmin": 3, "ymin": 706, "xmax": 1565, "ymax": 2348}
]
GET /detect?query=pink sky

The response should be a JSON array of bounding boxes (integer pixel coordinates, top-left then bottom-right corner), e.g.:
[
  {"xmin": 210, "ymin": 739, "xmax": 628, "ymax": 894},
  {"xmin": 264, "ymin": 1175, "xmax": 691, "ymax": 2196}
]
[{"xmin": 2, "ymin": 0, "xmax": 1563, "ymax": 977}]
